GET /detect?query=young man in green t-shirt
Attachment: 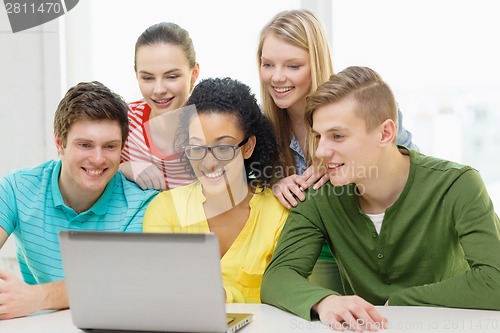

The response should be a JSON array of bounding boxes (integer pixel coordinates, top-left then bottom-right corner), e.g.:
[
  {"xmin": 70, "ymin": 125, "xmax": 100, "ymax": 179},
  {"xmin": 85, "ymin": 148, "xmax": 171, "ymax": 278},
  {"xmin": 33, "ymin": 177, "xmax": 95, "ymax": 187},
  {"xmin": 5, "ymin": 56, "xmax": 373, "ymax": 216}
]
[{"xmin": 261, "ymin": 66, "xmax": 500, "ymax": 331}]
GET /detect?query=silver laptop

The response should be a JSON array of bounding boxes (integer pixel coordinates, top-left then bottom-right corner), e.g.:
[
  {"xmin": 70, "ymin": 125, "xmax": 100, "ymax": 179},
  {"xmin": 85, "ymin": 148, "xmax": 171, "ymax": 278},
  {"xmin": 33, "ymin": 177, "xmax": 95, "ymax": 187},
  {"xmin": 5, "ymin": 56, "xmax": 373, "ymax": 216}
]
[{"xmin": 59, "ymin": 231, "xmax": 252, "ymax": 333}]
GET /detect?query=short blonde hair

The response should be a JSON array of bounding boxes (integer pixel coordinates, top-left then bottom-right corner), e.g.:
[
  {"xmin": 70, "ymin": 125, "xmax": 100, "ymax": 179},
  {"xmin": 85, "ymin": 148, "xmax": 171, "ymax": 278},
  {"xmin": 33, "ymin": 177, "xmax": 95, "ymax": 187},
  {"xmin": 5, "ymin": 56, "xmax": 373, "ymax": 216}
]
[
  {"xmin": 306, "ymin": 66, "xmax": 398, "ymax": 160},
  {"xmin": 306, "ymin": 66, "xmax": 397, "ymax": 130}
]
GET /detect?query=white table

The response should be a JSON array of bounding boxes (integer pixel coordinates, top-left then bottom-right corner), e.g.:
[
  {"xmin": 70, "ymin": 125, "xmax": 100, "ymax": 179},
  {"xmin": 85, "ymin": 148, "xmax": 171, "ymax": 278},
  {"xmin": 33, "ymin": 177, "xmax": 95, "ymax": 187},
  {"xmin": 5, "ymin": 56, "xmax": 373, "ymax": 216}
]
[{"xmin": 1, "ymin": 303, "xmax": 499, "ymax": 332}]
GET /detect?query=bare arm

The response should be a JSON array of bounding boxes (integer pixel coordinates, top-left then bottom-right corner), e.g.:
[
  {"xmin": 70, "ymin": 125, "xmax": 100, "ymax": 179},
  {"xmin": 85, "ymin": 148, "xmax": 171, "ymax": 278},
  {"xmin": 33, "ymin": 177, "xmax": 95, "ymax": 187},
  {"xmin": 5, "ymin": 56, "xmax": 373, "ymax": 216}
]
[
  {"xmin": 0, "ymin": 228, "xmax": 8, "ymax": 250},
  {"xmin": 0, "ymin": 271, "xmax": 68, "ymax": 320},
  {"xmin": 0, "ymin": 229, "xmax": 68, "ymax": 320}
]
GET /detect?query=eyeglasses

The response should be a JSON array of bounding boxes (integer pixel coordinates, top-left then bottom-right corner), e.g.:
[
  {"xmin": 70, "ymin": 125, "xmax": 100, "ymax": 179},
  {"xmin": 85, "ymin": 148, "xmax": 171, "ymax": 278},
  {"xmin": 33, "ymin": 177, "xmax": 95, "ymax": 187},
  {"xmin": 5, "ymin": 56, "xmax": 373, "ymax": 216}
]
[{"xmin": 184, "ymin": 137, "xmax": 249, "ymax": 161}]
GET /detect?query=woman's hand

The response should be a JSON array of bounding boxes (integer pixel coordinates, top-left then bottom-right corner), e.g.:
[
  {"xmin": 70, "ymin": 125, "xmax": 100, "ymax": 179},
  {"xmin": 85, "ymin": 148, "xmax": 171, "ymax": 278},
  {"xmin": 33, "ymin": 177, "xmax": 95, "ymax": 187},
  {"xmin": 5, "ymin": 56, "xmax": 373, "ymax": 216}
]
[
  {"xmin": 119, "ymin": 161, "xmax": 166, "ymax": 190},
  {"xmin": 301, "ymin": 165, "xmax": 329, "ymax": 191},
  {"xmin": 272, "ymin": 165, "xmax": 329, "ymax": 209}
]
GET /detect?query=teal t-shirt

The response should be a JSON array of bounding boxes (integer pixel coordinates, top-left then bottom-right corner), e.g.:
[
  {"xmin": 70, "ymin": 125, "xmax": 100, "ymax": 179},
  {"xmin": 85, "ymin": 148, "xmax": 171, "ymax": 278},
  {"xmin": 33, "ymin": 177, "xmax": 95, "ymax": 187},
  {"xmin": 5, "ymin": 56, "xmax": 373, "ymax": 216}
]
[{"xmin": 0, "ymin": 160, "xmax": 158, "ymax": 284}]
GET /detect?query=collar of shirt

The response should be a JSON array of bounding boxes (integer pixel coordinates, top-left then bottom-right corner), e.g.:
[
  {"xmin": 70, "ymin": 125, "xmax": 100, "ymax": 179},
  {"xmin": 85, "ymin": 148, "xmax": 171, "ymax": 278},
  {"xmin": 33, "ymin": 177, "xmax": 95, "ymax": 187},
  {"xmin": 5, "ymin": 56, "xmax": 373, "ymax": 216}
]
[{"xmin": 50, "ymin": 160, "xmax": 116, "ymax": 215}]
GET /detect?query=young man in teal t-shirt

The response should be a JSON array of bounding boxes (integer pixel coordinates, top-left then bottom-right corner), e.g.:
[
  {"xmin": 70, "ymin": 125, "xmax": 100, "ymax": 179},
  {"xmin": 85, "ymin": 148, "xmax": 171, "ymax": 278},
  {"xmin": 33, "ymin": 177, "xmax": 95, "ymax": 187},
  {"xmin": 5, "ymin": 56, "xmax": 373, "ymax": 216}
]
[{"xmin": 0, "ymin": 81, "xmax": 158, "ymax": 319}]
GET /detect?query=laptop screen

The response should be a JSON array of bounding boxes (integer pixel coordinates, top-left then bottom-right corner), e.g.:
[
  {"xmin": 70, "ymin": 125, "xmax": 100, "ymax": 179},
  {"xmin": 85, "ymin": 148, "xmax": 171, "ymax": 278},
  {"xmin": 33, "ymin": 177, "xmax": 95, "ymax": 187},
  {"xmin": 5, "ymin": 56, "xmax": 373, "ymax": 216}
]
[{"xmin": 59, "ymin": 231, "xmax": 250, "ymax": 332}]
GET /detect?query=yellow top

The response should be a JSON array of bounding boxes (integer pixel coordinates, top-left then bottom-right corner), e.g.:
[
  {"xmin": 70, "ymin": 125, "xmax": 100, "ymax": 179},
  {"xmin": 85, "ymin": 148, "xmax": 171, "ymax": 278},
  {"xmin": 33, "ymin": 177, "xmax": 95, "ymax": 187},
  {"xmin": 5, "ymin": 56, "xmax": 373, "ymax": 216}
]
[{"xmin": 143, "ymin": 182, "xmax": 289, "ymax": 303}]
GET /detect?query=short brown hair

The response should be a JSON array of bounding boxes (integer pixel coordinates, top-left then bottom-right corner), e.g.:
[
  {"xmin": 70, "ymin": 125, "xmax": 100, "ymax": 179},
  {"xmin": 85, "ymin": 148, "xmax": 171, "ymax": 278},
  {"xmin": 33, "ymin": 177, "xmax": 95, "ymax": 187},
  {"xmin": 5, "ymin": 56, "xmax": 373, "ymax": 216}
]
[
  {"xmin": 54, "ymin": 81, "xmax": 129, "ymax": 147},
  {"xmin": 306, "ymin": 66, "xmax": 397, "ymax": 132}
]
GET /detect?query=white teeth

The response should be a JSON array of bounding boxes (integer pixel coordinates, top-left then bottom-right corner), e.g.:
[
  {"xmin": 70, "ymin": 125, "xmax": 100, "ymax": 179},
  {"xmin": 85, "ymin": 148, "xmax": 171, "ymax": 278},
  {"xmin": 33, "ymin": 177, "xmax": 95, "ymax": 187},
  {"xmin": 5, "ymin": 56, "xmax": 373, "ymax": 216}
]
[
  {"xmin": 154, "ymin": 98, "xmax": 172, "ymax": 104},
  {"xmin": 86, "ymin": 169, "xmax": 103, "ymax": 175},
  {"xmin": 204, "ymin": 170, "xmax": 224, "ymax": 178},
  {"xmin": 327, "ymin": 163, "xmax": 343, "ymax": 168},
  {"xmin": 274, "ymin": 87, "xmax": 292, "ymax": 93}
]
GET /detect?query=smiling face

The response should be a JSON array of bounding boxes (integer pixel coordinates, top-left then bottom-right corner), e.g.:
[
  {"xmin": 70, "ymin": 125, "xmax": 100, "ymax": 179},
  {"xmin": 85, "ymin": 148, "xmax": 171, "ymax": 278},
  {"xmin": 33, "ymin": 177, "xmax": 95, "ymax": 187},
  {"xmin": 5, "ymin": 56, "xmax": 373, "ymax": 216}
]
[
  {"xmin": 56, "ymin": 119, "xmax": 123, "ymax": 205},
  {"xmin": 187, "ymin": 113, "xmax": 254, "ymax": 197},
  {"xmin": 260, "ymin": 34, "xmax": 312, "ymax": 114},
  {"xmin": 135, "ymin": 43, "xmax": 199, "ymax": 119},
  {"xmin": 312, "ymin": 97, "xmax": 383, "ymax": 187}
]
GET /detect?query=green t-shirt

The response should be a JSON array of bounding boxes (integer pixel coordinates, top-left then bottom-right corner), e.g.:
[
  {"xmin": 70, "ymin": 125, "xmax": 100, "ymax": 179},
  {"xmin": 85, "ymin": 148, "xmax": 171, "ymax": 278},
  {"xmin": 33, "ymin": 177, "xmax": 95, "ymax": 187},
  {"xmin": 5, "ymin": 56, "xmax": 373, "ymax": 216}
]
[{"xmin": 262, "ymin": 149, "xmax": 500, "ymax": 320}]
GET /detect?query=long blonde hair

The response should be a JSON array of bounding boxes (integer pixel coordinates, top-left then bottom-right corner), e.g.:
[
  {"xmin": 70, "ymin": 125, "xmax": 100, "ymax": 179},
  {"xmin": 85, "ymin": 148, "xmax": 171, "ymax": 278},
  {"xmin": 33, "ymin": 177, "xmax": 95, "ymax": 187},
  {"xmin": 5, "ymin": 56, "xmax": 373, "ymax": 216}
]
[{"xmin": 257, "ymin": 9, "xmax": 333, "ymax": 175}]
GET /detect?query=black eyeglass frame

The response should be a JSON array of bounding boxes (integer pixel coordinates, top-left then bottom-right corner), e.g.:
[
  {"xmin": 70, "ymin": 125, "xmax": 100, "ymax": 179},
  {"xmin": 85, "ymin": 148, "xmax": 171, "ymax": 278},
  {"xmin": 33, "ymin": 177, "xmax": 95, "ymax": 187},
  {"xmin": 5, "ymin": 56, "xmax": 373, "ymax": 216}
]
[{"xmin": 183, "ymin": 137, "xmax": 249, "ymax": 161}]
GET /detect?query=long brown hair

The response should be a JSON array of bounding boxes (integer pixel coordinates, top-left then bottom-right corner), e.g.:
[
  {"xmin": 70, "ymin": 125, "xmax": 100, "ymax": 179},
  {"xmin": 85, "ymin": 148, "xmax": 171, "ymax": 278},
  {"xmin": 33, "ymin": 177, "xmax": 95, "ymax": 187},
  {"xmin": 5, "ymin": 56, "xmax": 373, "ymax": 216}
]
[{"xmin": 134, "ymin": 22, "xmax": 197, "ymax": 71}]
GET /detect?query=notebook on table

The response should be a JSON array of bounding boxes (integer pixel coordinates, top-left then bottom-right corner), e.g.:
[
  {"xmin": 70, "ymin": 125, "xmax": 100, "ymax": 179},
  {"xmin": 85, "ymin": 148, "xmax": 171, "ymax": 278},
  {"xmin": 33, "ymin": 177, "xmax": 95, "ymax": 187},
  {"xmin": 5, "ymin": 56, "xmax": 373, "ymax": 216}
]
[{"xmin": 59, "ymin": 231, "xmax": 252, "ymax": 333}]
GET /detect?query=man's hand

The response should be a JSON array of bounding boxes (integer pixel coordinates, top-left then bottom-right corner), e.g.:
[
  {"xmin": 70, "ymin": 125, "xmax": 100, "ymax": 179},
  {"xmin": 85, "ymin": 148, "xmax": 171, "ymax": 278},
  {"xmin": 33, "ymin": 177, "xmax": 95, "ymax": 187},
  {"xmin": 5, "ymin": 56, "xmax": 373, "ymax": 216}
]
[
  {"xmin": 313, "ymin": 295, "xmax": 387, "ymax": 332},
  {"xmin": 0, "ymin": 271, "xmax": 44, "ymax": 319},
  {"xmin": 0, "ymin": 271, "xmax": 68, "ymax": 320},
  {"xmin": 272, "ymin": 165, "xmax": 329, "ymax": 209},
  {"xmin": 120, "ymin": 161, "xmax": 166, "ymax": 190}
]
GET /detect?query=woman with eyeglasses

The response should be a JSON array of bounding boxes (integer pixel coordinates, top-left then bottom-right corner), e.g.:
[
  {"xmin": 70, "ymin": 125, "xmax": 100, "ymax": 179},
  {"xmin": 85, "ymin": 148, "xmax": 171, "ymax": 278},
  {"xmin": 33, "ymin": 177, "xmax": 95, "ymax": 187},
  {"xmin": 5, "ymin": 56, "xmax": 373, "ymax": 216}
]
[{"xmin": 143, "ymin": 77, "xmax": 288, "ymax": 303}]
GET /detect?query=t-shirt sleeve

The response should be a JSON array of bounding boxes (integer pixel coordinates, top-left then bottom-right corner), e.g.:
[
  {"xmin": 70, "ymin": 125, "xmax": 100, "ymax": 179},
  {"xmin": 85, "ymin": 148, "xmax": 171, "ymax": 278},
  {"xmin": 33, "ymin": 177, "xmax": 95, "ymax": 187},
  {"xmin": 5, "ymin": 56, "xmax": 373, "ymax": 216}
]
[
  {"xmin": 124, "ymin": 187, "xmax": 159, "ymax": 232},
  {"xmin": 261, "ymin": 198, "xmax": 339, "ymax": 320},
  {"xmin": 143, "ymin": 192, "xmax": 175, "ymax": 233},
  {"xmin": 389, "ymin": 169, "xmax": 500, "ymax": 310},
  {"xmin": 0, "ymin": 173, "xmax": 19, "ymax": 235}
]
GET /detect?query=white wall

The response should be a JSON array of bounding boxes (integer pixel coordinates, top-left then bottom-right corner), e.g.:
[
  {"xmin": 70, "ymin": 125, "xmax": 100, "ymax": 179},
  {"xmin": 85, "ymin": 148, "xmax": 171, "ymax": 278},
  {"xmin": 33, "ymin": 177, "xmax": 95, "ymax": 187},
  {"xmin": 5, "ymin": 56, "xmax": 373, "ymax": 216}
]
[
  {"xmin": 327, "ymin": 0, "xmax": 500, "ymax": 208},
  {"xmin": 1, "ymin": 5, "xmax": 62, "ymax": 267},
  {"xmin": 0, "ymin": 9, "xmax": 60, "ymax": 176},
  {"xmin": 62, "ymin": 0, "xmax": 302, "ymax": 103}
]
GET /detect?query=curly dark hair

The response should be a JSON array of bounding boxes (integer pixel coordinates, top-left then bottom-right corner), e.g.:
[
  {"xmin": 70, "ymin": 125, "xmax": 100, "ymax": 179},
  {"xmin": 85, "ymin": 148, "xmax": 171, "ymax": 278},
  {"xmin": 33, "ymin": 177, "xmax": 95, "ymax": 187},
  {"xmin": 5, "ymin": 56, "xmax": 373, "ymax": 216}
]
[{"xmin": 175, "ymin": 77, "xmax": 280, "ymax": 190}]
